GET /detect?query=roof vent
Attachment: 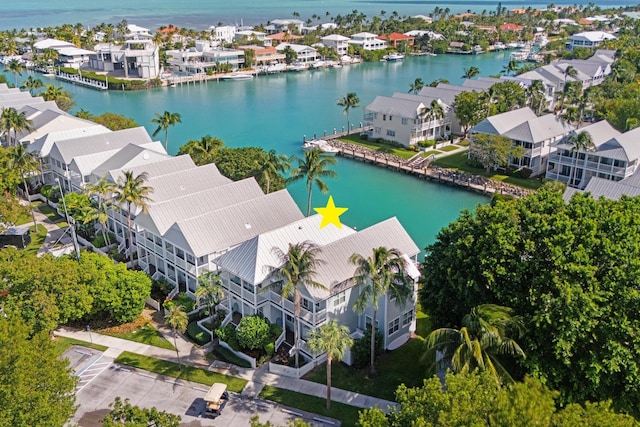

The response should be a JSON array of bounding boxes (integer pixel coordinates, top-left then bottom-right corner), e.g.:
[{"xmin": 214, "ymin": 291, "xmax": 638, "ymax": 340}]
[
  {"xmin": 298, "ymin": 226, "xmax": 303, "ymax": 230},
  {"xmin": 245, "ymin": 223, "xmax": 252, "ymax": 229},
  {"xmin": 142, "ymin": 152, "xmax": 150, "ymax": 160},
  {"xmin": 180, "ymin": 185, "xmax": 185, "ymax": 191}
]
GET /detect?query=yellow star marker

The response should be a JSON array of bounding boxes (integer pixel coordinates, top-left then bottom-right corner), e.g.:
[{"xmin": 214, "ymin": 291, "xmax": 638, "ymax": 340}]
[{"xmin": 314, "ymin": 196, "xmax": 348, "ymax": 229}]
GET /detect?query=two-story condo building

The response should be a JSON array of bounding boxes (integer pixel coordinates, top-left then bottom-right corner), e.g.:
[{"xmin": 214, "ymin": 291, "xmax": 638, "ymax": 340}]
[
  {"xmin": 566, "ymin": 31, "xmax": 616, "ymax": 50},
  {"xmin": 546, "ymin": 121, "xmax": 640, "ymax": 189},
  {"xmin": 349, "ymin": 32, "xmax": 387, "ymax": 51},
  {"xmin": 320, "ymin": 35, "xmax": 351, "ymax": 55}
]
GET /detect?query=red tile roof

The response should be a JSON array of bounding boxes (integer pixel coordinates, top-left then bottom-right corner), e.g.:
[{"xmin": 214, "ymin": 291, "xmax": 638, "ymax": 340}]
[
  {"xmin": 377, "ymin": 32, "xmax": 414, "ymax": 42},
  {"xmin": 500, "ymin": 23, "xmax": 524, "ymax": 31}
]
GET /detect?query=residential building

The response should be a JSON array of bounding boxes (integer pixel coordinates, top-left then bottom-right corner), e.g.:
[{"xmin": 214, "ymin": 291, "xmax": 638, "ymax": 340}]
[
  {"xmin": 404, "ymin": 30, "xmax": 444, "ymax": 40},
  {"xmin": 266, "ymin": 32, "xmax": 301, "ymax": 46},
  {"xmin": 564, "ymin": 171, "xmax": 640, "ymax": 202},
  {"xmin": 19, "ymin": 108, "xmax": 108, "ymax": 146},
  {"xmin": 90, "ymin": 39, "xmax": 160, "ymax": 78},
  {"xmin": 275, "ymin": 43, "xmax": 319, "ymax": 63},
  {"xmin": 214, "ymin": 215, "xmax": 420, "ymax": 363},
  {"xmin": 210, "ymin": 26, "xmax": 236, "ymax": 43},
  {"xmin": 547, "ymin": 121, "xmax": 640, "ymax": 189},
  {"xmin": 33, "ymin": 38, "xmax": 94, "ymax": 69},
  {"xmin": 566, "ymin": 31, "xmax": 616, "ymax": 50},
  {"xmin": 238, "ymin": 45, "xmax": 285, "ymax": 65},
  {"xmin": 377, "ymin": 32, "xmax": 415, "ymax": 49},
  {"xmin": 320, "ymin": 35, "xmax": 351, "ymax": 55},
  {"xmin": 471, "ymin": 107, "xmax": 574, "ymax": 175},
  {"xmin": 349, "ymin": 32, "xmax": 387, "ymax": 51},
  {"xmin": 266, "ymin": 19, "xmax": 305, "ymax": 34},
  {"xmin": 235, "ymin": 30, "xmax": 271, "ymax": 46},
  {"xmin": 166, "ymin": 41, "xmax": 245, "ymax": 73}
]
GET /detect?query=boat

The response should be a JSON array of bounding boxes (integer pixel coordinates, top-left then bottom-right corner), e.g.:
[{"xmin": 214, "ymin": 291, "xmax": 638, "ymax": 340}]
[
  {"xmin": 507, "ymin": 42, "xmax": 519, "ymax": 49},
  {"xmin": 493, "ymin": 42, "xmax": 506, "ymax": 50},
  {"xmin": 426, "ymin": 52, "xmax": 437, "ymax": 56},
  {"xmin": 310, "ymin": 60, "xmax": 326, "ymax": 69},
  {"xmin": 287, "ymin": 62, "xmax": 307, "ymax": 72},
  {"xmin": 473, "ymin": 45, "xmax": 484, "ymax": 54},
  {"xmin": 382, "ymin": 52, "xmax": 405, "ymax": 61},
  {"xmin": 266, "ymin": 63, "xmax": 287, "ymax": 74},
  {"xmin": 302, "ymin": 139, "xmax": 339, "ymax": 156},
  {"xmin": 221, "ymin": 73, "xmax": 254, "ymax": 81}
]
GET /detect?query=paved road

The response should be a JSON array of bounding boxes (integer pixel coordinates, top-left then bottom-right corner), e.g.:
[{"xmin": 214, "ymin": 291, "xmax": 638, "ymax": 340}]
[{"xmin": 65, "ymin": 345, "xmax": 340, "ymax": 427}]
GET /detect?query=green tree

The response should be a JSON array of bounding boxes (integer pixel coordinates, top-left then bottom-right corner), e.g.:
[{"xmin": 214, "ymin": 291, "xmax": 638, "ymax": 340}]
[
  {"xmin": 307, "ymin": 320, "xmax": 353, "ymax": 410},
  {"xmin": 6, "ymin": 58, "xmax": 24, "ymax": 87},
  {"xmin": 350, "ymin": 247, "xmax": 412, "ymax": 377},
  {"xmin": 425, "ymin": 304, "xmax": 525, "ymax": 384},
  {"xmin": 566, "ymin": 130, "xmax": 595, "ymax": 187},
  {"xmin": 454, "ymin": 90, "xmax": 488, "ymax": 138},
  {"xmin": 337, "ymin": 92, "xmax": 360, "ymax": 134},
  {"xmin": 288, "ymin": 149, "xmax": 337, "ymax": 216},
  {"xmin": 42, "ymin": 84, "xmax": 75, "ymax": 111},
  {"xmin": 113, "ymin": 171, "xmax": 153, "ymax": 263},
  {"xmin": 487, "ymin": 81, "xmax": 526, "ymax": 115},
  {"xmin": 462, "ymin": 66, "xmax": 480, "ymax": 79},
  {"xmin": 527, "ymin": 79, "xmax": 547, "ymax": 115},
  {"xmin": 91, "ymin": 112, "xmax": 140, "ymax": 131},
  {"xmin": 282, "ymin": 46, "xmax": 297, "ymax": 64},
  {"xmin": 408, "ymin": 77, "xmax": 424, "ymax": 94},
  {"xmin": 501, "ymin": 58, "xmax": 519, "ymax": 76},
  {"xmin": 1, "ymin": 106, "xmax": 33, "ymax": 146},
  {"xmin": 21, "ymin": 75, "xmax": 43, "ymax": 96},
  {"xmin": 101, "ymin": 396, "xmax": 181, "ymax": 427},
  {"xmin": 195, "ymin": 271, "xmax": 224, "ymax": 319},
  {"xmin": 560, "ymin": 65, "xmax": 578, "ymax": 111},
  {"xmin": 9, "ymin": 144, "xmax": 39, "ymax": 228},
  {"xmin": 256, "ymin": 149, "xmax": 290, "ymax": 194},
  {"xmin": 164, "ymin": 303, "xmax": 188, "ymax": 368},
  {"xmin": 419, "ymin": 190, "xmax": 640, "ymax": 415},
  {"xmin": 469, "ymin": 133, "xmax": 525, "ymax": 172},
  {"xmin": 0, "ymin": 315, "xmax": 77, "ymax": 426},
  {"xmin": 151, "ymin": 110, "xmax": 182, "ymax": 152},
  {"xmin": 269, "ymin": 241, "xmax": 327, "ymax": 368},
  {"xmin": 236, "ymin": 315, "xmax": 271, "ymax": 350},
  {"xmin": 177, "ymin": 135, "xmax": 225, "ymax": 165}
]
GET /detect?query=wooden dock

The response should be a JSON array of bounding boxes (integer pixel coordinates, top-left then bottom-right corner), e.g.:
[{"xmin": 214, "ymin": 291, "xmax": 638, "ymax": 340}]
[{"xmin": 56, "ymin": 71, "xmax": 108, "ymax": 90}]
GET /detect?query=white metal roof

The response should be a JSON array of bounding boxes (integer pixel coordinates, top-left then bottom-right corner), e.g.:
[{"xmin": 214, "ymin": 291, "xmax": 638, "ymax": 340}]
[
  {"xmin": 365, "ymin": 95, "xmax": 424, "ymax": 118},
  {"xmin": 27, "ymin": 125, "xmax": 111, "ymax": 156},
  {"xmin": 472, "ymin": 107, "xmax": 538, "ymax": 136},
  {"xmin": 51, "ymin": 127, "xmax": 152, "ymax": 164},
  {"xmin": 107, "ymin": 154, "xmax": 196, "ymax": 182},
  {"xmin": 143, "ymin": 163, "xmax": 232, "ymax": 205},
  {"xmin": 503, "ymin": 114, "xmax": 574, "ymax": 143},
  {"xmin": 91, "ymin": 143, "xmax": 169, "ymax": 178},
  {"xmin": 34, "ymin": 38, "xmax": 75, "ymax": 49}
]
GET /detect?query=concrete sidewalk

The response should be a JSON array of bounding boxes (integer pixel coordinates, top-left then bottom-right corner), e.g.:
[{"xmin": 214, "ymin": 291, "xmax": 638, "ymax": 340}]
[{"xmin": 55, "ymin": 327, "xmax": 397, "ymax": 412}]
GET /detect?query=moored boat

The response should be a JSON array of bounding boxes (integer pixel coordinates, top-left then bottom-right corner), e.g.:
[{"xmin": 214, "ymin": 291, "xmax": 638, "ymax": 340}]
[
  {"xmin": 221, "ymin": 73, "xmax": 254, "ymax": 81},
  {"xmin": 382, "ymin": 52, "xmax": 405, "ymax": 61},
  {"xmin": 302, "ymin": 139, "xmax": 339, "ymax": 155}
]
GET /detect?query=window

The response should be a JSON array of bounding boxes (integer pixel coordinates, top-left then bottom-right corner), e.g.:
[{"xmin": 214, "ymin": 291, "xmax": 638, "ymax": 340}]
[
  {"xmin": 365, "ymin": 316, "xmax": 379, "ymax": 330},
  {"xmin": 383, "ymin": 114, "xmax": 387, "ymax": 121},
  {"xmin": 302, "ymin": 298, "xmax": 312, "ymax": 311},
  {"xmin": 389, "ymin": 116, "xmax": 393, "ymax": 121},
  {"xmin": 402, "ymin": 310, "xmax": 414, "ymax": 327},
  {"xmin": 401, "ymin": 118, "xmax": 408, "ymax": 125},
  {"xmin": 165, "ymin": 242, "xmax": 174, "ymax": 254},
  {"xmin": 186, "ymin": 253, "xmax": 195, "ymax": 265},
  {"xmin": 176, "ymin": 248, "xmax": 185, "ymax": 260},
  {"xmin": 333, "ymin": 291, "xmax": 346, "ymax": 306},
  {"xmin": 230, "ymin": 275, "xmax": 242, "ymax": 286},
  {"xmin": 386, "ymin": 130, "xmax": 396, "ymax": 137},
  {"xmin": 388, "ymin": 318, "xmax": 399, "ymax": 335}
]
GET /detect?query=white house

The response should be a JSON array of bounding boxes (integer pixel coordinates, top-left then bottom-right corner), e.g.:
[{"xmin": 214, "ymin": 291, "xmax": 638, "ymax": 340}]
[
  {"xmin": 320, "ymin": 34, "xmax": 351, "ymax": 55},
  {"xmin": 166, "ymin": 42, "xmax": 245, "ymax": 73},
  {"xmin": 471, "ymin": 107, "xmax": 574, "ymax": 175},
  {"xmin": 566, "ymin": 31, "xmax": 616, "ymax": 50},
  {"xmin": 235, "ymin": 30, "xmax": 270, "ymax": 46},
  {"xmin": 275, "ymin": 43, "xmax": 319, "ymax": 63},
  {"xmin": 33, "ymin": 38, "xmax": 94, "ymax": 69},
  {"xmin": 210, "ymin": 26, "xmax": 237, "ymax": 43},
  {"xmin": 349, "ymin": 32, "xmax": 387, "ymax": 51},
  {"xmin": 547, "ymin": 121, "xmax": 640, "ymax": 189},
  {"xmin": 90, "ymin": 39, "xmax": 160, "ymax": 78}
]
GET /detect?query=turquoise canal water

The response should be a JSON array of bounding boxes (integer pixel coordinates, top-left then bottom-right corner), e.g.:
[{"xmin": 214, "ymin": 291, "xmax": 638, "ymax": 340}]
[
  {"xmin": 2, "ymin": 0, "xmax": 630, "ymax": 29},
  {"xmin": 7, "ymin": 54, "xmax": 507, "ymax": 256}
]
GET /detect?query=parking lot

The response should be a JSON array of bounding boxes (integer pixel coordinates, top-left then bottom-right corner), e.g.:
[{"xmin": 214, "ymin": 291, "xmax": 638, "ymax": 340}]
[{"xmin": 64, "ymin": 346, "xmax": 340, "ymax": 427}]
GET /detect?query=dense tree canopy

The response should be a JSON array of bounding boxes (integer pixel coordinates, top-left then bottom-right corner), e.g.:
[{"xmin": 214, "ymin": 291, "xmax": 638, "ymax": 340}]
[
  {"xmin": 213, "ymin": 146, "xmax": 286, "ymax": 193},
  {"xmin": 0, "ymin": 315, "xmax": 77, "ymax": 426},
  {"xmin": 357, "ymin": 371, "xmax": 638, "ymax": 427},
  {"xmin": 419, "ymin": 189, "xmax": 640, "ymax": 415},
  {"xmin": 101, "ymin": 397, "xmax": 181, "ymax": 427}
]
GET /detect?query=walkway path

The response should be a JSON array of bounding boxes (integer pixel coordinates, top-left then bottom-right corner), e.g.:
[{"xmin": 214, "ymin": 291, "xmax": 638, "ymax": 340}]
[{"xmin": 55, "ymin": 326, "xmax": 397, "ymax": 413}]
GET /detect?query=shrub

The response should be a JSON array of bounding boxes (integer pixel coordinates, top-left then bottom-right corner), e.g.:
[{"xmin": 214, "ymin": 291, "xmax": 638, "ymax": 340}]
[
  {"xmin": 41, "ymin": 185, "xmax": 61, "ymax": 203},
  {"xmin": 265, "ymin": 342, "xmax": 275, "ymax": 358},
  {"xmin": 518, "ymin": 167, "xmax": 533, "ymax": 179},
  {"xmin": 269, "ymin": 323, "xmax": 283, "ymax": 340},
  {"xmin": 359, "ymin": 133, "xmax": 368, "ymax": 141},
  {"xmin": 215, "ymin": 324, "xmax": 240, "ymax": 350},
  {"xmin": 186, "ymin": 321, "xmax": 211, "ymax": 345},
  {"xmin": 236, "ymin": 315, "xmax": 271, "ymax": 350},
  {"xmin": 351, "ymin": 329, "xmax": 384, "ymax": 369},
  {"xmin": 150, "ymin": 277, "xmax": 174, "ymax": 301},
  {"xmin": 214, "ymin": 346, "xmax": 252, "ymax": 368},
  {"xmin": 417, "ymin": 140, "xmax": 435, "ymax": 148}
]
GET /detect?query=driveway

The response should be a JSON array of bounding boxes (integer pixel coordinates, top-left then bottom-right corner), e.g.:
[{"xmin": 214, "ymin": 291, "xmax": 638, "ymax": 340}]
[{"xmin": 64, "ymin": 346, "xmax": 340, "ymax": 427}]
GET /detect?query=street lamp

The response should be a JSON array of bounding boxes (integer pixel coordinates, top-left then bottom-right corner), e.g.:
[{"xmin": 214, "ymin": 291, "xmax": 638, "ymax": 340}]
[{"xmin": 55, "ymin": 177, "xmax": 80, "ymax": 260}]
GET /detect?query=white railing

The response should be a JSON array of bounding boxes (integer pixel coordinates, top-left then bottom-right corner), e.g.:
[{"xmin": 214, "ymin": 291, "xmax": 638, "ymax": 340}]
[
  {"xmin": 168, "ymin": 287, "xmax": 179, "ymax": 300},
  {"xmin": 217, "ymin": 339, "xmax": 257, "ymax": 368},
  {"xmin": 268, "ymin": 353, "xmax": 327, "ymax": 378},
  {"xmin": 145, "ymin": 297, "xmax": 161, "ymax": 311},
  {"xmin": 220, "ymin": 310, "xmax": 233, "ymax": 327},
  {"xmin": 196, "ymin": 316, "xmax": 214, "ymax": 340},
  {"xmin": 275, "ymin": 330, "xmax": 286, "ymax": 350}
]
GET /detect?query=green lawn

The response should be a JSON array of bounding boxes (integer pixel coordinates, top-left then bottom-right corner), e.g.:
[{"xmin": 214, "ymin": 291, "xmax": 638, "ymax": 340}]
[
  {"xmin": 338, "ymin": 134, "xmax": 417, "ymax": 159},
  {"xmin": 36, "ymin": 204, "xmax": 64, "ymax": 222},
  {"xmin": 439, "ymin": 145, "xmax": 459, "ymax": 152},
  {"xmin": 304, "ymin": 308, "xmax": 432, "ymax": 402},
  {"xmin": 103, "ymin": 324, "xmax": 175, "ymax": 350},
  {"xmin": 258, "ymin": 386, "xmax": 362, "ymax": 427},
  {"xmin": 14, "ymin": 209, "xmax": 32, "ymax": 226},
  {"xmin": 114, "ymin": 351, "xmax": 247, "ymax": 392},
  {"xmin": 54, "ymin": 336, "xmax": 108, "ymax": 356},
  {"xmin": 433, "ymin": 151, "xmax": 543, "ymax": 190},
  {"xmin": 23, "ymin": 224, "xmax": 47, "ymax": 256},
  {"xmin": 422, "ymin": 150, "xmax": 441, "ymax": 157}
]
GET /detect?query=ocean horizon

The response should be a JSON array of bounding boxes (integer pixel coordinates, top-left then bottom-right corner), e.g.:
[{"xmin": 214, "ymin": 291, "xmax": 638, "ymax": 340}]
[{"xmin": 2, "ymin": 0, "xmax": 634, "ymax": 31}]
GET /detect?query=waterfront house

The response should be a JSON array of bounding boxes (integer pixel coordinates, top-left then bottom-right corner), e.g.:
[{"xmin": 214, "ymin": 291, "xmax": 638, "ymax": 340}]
[
  {"xmin": 266, "ymin": 32, "xmax": 302, "ymax": 46},
  {"xmin": 214, "ymin": 215, "xmax": 420, "ymax": 365},
  {"xmin": 275, "ymin": 43, "xmax": 319, "ymax": 63},
  {"xmin": 90, "ymin": 38, "xmax": 160, "ymax": 79},
  {"xmin": 566, "ymin": 31, "xmax": 616, "ymax": 50},
  {"xmin": 349, "ymin": 32, "xmax": 387, "ymax": 51},
  {"xmin": 235, "ymin": 30, "xmax": 271, "ymax": 46},
  {"xmin": 320, "ymin": 35, "xmax": 351, "ymax": 56},
  {"xmin": 18, "ymin": 108, "xmax": 108, "ymax": 146},
  {"xmin": 564, "ymin": 171, "xmax": 640, "ymax": 202},
  {"xmin": 166, "ymin": 42, "xmax": 245, "ymax": 73},
  {"xmin": 546, "ymin": 121, "xmax": 640, "ymax": 189},
  {"xmin": 404, "ymin": 30, "xmax": 444, "ymax": 40},
  {"xmin": 377, "ymin": 32, "xmax": 415, "ymax": 50},
  {"xmin": 33, "ymin": 38, "xmax": 94, "ymax": 70},
  {"xmin": 210, "ymin": 26, "xmax": 236, "ymax": 44},
  {"xmin": 266, "ymin": 19, "xmax": 305, "ymax": 34},
  {"xmin": 471, "ymin": 107, "xmax": 574, "ymax": 175},
  {"xmin": 238, "ymin": 46, "xmax": 285, "ymax": 66}
]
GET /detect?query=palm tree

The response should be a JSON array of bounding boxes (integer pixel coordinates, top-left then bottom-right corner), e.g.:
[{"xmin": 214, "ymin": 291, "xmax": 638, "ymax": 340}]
[
  {"xmin": 424, "ymin": 304, "xmax": 525, "ymax": 384},
  {"xmin": 560, "ymin": 65, "xmax": 578, "ymax": 112},
  {"xmin": 527, "ymin": 79, "xmax": 546, "ymax": 115},
  {"xmin": 164, "ymin": 303, "xmax": 188, "ymax": 368},
  {"xmin": 501, "ymin": 58, "xmax": 518, "ymax": 76},
  {"xmin": 177, "ymin": 135, "xmax": 224, "ymax": 165},
  {"xmin": 428, "ymin": 100, "xmax": 446, "ymax": 138},
  {"xmin": 351, "ymin": 247, "xmax": 413, "ymax": 377},
  {"xmin": 21, "ymin": 76, "xmax": 43, "ymax": 96},
  {"xmin": 269, "ymin": 241, "xmax": 327, "ymax": 368},
  {"xmin": 196, "ymin": 271, "xmax": 224, "ymax": 319},
  {"xmin": 307, "ymin": 320, "xmax": 353, "ymax": 410},
  {"xmin": 112, "ymin": 171, "xmax": 153, "ymax": 262},
  {"xmin": 462, "ymin": 66, "xmax": 480, "ymax": 79},
  {"xmin": 81, "ymin": 201, "xmax": 112, "ymax": 246},
  {"xmin": 256, "ymin": 149, "xmax": 290, "ymax": 194},
  {"xmin": 1, "ymin": 107, "xmax": 33, "ymax": 146},
  {"xmin": 566, "ymin": 130, "xmax": 595, "ymax": 188},
  {"xmin": 9, "ymin": 144, "xmax": 40, "ymax": 228},
  {"xmin": 151, "ymin": 111, "xmax": 182, "ymax": 152},
  {"xmin": 288, "ymin": 149, "xmax": 337, "ymax": 216},
  {"xmin": 336, "ymin": 92, "xmax": 360, "ymax": 134},
  {"xmin": 6, "ymin": 58, "xmax": 25, "ymax": 87},
  {"xmin": 42, "ymin": 84, "xmax": 75, "ymax": 111},
  {"xmin": 408, "ymin": 78, "xmax": 424, "ymax": 94}
]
